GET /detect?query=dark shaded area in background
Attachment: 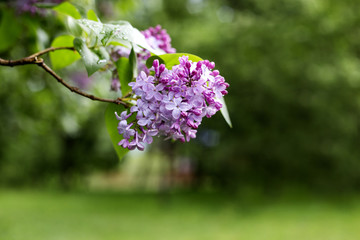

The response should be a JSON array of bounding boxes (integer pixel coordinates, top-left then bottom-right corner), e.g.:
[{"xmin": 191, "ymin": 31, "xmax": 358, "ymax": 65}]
[{"xmin": 1, "ymin": 0, "xmax": 360, "ymax": 193}]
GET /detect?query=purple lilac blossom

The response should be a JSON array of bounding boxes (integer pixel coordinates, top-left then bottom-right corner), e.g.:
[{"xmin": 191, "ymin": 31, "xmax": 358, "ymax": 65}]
[
  {"xmin": 110, "ymin": 25, "xmax": 175, "ymax": 61},
  {"xmin": 110, "ymin": 25, "xmax": 176, "ymax": 91},
  {"xmin": 137, "ymin": 25, "xmax": 176, "ymax": 74},
  {"xmin": 13, "ymin": 0, "xmax": 64, "ymax": 15},
  {"xmin": 141, "ymin": 25, "xmax": 176, "ymax": 55},
  {"xmin": 115, "ymin": 56, "xmax": 229, "ymax": 151}
]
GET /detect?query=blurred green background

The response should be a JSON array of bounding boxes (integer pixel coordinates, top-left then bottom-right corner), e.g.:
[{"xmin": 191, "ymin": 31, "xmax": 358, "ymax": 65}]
[{"xmin": 1, "ymin": 0, "xmax": 360, "ymax": 239}]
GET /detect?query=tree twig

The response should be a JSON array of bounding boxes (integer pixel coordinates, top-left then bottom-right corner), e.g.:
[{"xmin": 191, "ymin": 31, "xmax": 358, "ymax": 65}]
[
  {"xmin": 0, "ymin": 57, "xmax": 38, "ymax": 66},
  {"xmin": 28, "ymin": 46, "xmax": 76, "ymax": 58},
  {"xmin": 0, "ymin": 47, "xmax": 130, "ymax": 107}
]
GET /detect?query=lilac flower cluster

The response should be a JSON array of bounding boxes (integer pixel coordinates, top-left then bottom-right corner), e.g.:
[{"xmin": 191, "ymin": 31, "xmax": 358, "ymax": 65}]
[
  {"xmin": 140, "ymin": 25, "xmax": 176, "ymax": 58},
  {"xmin": 111, "ymin": 25, "xmax": 175, "ymax": 60},
  {"xmin": 110, "ymin": 25, "xmax": 176, "ymax": 90},
  {"xmin": 137, "ymin": 25, "xmax": 176, "ymax": 75},
  {"xmin": 115, "ymin": 56, "xmax": 229, "ymax": 150}
]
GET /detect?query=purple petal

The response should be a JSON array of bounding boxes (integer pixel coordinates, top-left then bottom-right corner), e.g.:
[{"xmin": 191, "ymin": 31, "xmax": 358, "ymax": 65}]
[
  {"xmin": 154, "ymin": 92, "xmax": 163, "ymax": 101},
  {"xmin": 174, "ymin": 97, "xmax": 182, "ymax": 106},
  {"xmin": 137, "ymin": 142, "xmax": 145, "ymax": 151},
  {"xmin": 172, "ymin": 109, "xmax": 181, "ymax": 119},
  {"xmin": 144, "ymin": 135, "xmax": 153, "ymax": 144},
  {"xmin": 165, "ymin": 102, "xmax": 176, "ymax": 110},
  {"xmin": 115, "ymin": 112, "xmax": 122, "ymax": 120},
  {"xmin": 145, "ymin": 91, "xmax": 154, "ymax": 100},
  {"xmin": 179, "ymin": 103, "xmax": 191, "ymax": 111},
  {"xmin": 118, "ymin": 139, "xmax": 129, "ymax": 148},
  {"xmin": 138, "ymin": 118, "xmax": 150, "ymax": 126}
]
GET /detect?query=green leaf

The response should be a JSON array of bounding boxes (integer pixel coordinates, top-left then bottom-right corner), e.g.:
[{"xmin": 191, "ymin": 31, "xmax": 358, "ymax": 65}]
[
  {"xmin": 115, "ymin": 57, "xmax": 132, "ymax": 96},
  {"xmin": 87, "ymin": 9, "xmax": 100, "ymax": 22},
  {"xmin": 217, "ymin": 96, "xmax": 232, "ymax": 128},
  {"xmin": 146, "ymin": 53, "xmax": 203, "ymax": 69},
  {"xmin": 93, "ymin": 46, "xmax": 110, "ymax": 61},
  {"xmin": 76, "ymin": 19, "xmax": 164, "ymax": 54},
  {"xmin": 101, "ymin": 30, "xmax": 114, "ymax": 46},
  {"xmin": 73, "ymin": 37, "xmax": 108, "ymax": 76},
  {"xmin": 50, "ymin": 35, "xmax": 81, "ymax": 69},
  {"xmin": 105, "ymin": 104, "xmax": 130, "ymax": 161},
  {"xmin": 129, "ymin": 46, "xmax": 138, "ymax": 78},
  {"xmin": 66, "ymin": 16, "xmax": 83, "ymax": 37},
  {"xmin": 146, "ymin": 55, "xmax": 165, "ymax": 68},
  {"xmin": 53, "ymin": 2, "xmax": 81, "ymax": 19}
]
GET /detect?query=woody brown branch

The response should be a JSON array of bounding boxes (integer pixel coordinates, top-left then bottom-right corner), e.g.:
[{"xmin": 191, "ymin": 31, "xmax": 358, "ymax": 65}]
[
  {"xmin": 0, "ymin": 57, "xmax": 39, "ymax": 66},
  {"xmin": 0, "ymin": 47, "xmax": 130, "ymax": 107}
]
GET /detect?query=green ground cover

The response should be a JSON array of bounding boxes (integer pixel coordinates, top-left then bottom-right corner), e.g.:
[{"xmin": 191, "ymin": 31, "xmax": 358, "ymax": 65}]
[{"xmin": 0, "ymin": 190, "xmax": 360, "ymax": 240}]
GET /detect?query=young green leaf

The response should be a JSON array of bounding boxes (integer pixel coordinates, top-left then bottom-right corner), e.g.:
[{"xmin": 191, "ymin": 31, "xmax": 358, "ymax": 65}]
[
  {"xmin": 146, "ymin": 53, "xmax": 203, "ymax": 69},
  {"xmin": 73, "ymin": 38, "xmax": 107, "ymax": 76},
  {"xmin": 129, "ymin": 46, "xmax": 138, "ymax": 78},
  {"xmin": 115, "ymin": 57, "xmax": 132, "ymax": 96},
  {"xmin": 105, "ymin": 104, "xmax": 129, "ymax": 161},
  {"xmin": 53, "ymin": 2, "xmax": 81, "ymax": 19},
  {"xmin": 87, "ymin": 9, "xmax": 100, "ymax": 22},
  {"xmin": 93, "ymin": 46, "xmax": 110, "ymax": 61},
  {"xmin": 76, "ymin": 19, "xmax": 164, "ymax": 54},
  {"xmin": 145, "ymin": 55, "xmax": 165, "ymax": 68},
  {"xmin": 50, "ymin": 35, "xmax": 81, "ymax": 69},
  {"xmin": 217, "ymin": 96, "xmax": 232, "ymax": 128},
  {"xmin": 66, "ymin": 16, "xmax": 83, "ymax": 37}
]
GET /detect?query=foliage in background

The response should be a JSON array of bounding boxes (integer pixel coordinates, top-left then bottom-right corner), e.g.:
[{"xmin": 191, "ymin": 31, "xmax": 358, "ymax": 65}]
[
  {"xmin": 1, "ymin": 0, "xmax": 360, "ymax": 192},
  {"xmin": 0, "ymin": 1, "xmax": 117, "ymax": 187}
]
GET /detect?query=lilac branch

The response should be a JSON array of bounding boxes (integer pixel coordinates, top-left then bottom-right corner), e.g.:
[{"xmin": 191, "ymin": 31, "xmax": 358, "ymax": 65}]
[
  {"xmin": 0, "ymin": 47, "xmax": 130, "ymax": 107},
  {"xmin": 28, "ymin": 46, "xmax": 76, "ymax": 58}
]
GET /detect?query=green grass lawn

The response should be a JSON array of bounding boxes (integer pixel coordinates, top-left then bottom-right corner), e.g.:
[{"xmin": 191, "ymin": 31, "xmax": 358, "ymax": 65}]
[{"xmin": 1, "ymin": 190, "xmax": 360, "ymax": 240}]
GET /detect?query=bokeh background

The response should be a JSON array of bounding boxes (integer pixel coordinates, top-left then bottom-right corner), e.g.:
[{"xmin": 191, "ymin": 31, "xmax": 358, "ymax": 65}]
[{"xmin": 1, "ymin": 0, "xmax": 360, "ymax": 239}]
